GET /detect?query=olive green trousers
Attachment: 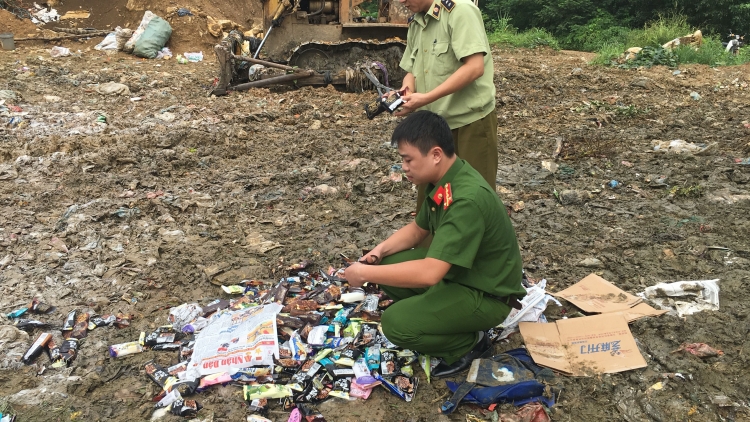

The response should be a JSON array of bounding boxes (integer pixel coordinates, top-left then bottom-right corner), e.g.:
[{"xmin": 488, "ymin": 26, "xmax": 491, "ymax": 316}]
[{"xmin": 378, "ymin": 248, "xmax": 510, "ymax": 364}]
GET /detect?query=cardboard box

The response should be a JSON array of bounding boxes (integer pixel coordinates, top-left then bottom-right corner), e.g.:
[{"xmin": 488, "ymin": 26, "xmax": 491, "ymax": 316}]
[
  {"xmin": 520, "ymin": 313, "xmax": 647, "ymax": 376},
  {"xmin": 616, "ymin": 302, "xmax": 667, "ymax": 322},
  {"xmin": 554, "ymin": 273, "xmax": 641, "ymax": 313}
]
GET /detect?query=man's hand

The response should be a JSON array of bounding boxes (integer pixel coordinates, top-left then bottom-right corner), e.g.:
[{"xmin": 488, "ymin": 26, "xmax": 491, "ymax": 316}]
[
  {"xmin": 394, "ymin": 92, "xmax": 430, "ymax": 116},
  {"xmin": 359, "ymin": 249, "xmax": 382, "ymax": 265},
  {"xmin": 343, "ymin": 262, "xmax": 366, "ymax": 287}
]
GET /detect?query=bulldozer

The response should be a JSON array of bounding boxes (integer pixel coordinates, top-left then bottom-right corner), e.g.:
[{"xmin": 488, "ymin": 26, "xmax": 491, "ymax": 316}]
[{"xmin": 211, "ymin": 0, "xmax": 409, "ymax": 96}]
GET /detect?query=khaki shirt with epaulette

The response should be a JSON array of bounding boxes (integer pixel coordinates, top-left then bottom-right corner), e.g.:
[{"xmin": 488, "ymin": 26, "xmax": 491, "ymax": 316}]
[{"xmin": 400, "ymin": 0, "xmax": 496, "ymax": 129}]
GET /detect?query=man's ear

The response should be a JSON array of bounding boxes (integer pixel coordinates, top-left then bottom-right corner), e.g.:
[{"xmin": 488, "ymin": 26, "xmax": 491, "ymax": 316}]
[{"xmin": 431, "ymin": 146, "xmax": 444, "ymax": 164}]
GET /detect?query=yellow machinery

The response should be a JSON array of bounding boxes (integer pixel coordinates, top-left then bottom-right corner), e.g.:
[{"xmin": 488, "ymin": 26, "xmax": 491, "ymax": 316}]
[{"xmin": 211, "ymin": 0, "xmax": 409, "ymax": 95}]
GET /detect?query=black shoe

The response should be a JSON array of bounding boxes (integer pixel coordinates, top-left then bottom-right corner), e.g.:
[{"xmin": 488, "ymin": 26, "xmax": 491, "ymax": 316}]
[{"xmin": 433, "ymin": 332, "xmax": 492, "ymax": 379}]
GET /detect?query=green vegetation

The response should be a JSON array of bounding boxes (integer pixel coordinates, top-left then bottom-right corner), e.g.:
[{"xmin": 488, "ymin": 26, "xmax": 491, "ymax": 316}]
[
  {"xmin": 485, "ymin": 14, "xmax": 560, "ymax": 49},
  {"xmin": 484, "ymin": 11, "xmax": 750, "ymax": 67},
  {"xmin": 669, "ymin": 185, "xmax": 705, "ymax": 198},
  {"xmin": 481, "ymin": 0, "xmax": 750, "ymax": 46}
]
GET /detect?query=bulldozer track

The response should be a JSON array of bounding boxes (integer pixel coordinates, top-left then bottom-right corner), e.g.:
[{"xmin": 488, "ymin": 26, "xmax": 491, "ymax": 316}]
[{"xmin": 288, "ymin": 39, "xmax": 406, "ymax": 91}]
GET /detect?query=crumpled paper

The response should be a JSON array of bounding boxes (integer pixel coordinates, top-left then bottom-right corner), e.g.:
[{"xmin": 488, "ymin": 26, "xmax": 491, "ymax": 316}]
[{"xmin": 639, "ymin": 279, "xmax": 719, "ymax": 317}]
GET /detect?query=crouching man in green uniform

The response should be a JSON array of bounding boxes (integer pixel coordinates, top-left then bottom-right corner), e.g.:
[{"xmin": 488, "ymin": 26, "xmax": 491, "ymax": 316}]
[{"xmin": 344, "ymin": 110, "xmax": 525, "ymax": 378}]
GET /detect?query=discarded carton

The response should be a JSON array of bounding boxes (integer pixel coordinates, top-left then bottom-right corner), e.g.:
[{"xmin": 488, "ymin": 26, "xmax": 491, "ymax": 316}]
[
  {"xmin": 520, "ymin": 313, "xmax": 647, "ymax": 376},
  {"xmin": 554, "ymin": 273, "xmax": 641, "ymax": 313},
  {"xmin": 615, "ymin": 302, "xmax": 667, "ymax": 322}
]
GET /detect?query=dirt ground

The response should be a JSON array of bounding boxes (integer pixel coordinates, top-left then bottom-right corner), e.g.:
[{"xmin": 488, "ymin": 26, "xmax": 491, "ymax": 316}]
[{"xmin": 2, "ymin": 7, "xmax": 750, "ymax": 422}]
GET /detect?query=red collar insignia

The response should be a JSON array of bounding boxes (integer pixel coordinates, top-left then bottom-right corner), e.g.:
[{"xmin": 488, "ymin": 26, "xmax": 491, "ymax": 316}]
[{"xmin": 431, "ymin": 183, "xmax": 453, "ymax": 210}]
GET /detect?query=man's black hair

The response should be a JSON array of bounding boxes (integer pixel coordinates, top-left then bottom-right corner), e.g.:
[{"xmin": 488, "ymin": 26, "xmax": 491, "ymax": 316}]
[{"xmin": 390, "ymin": 110, "xmax": 455, "ymax": 157}]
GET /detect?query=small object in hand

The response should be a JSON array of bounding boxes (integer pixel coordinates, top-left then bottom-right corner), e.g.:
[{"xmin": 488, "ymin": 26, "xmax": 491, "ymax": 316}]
[{"xmin": 364, "ymin": 91, "xmax": 404, "ymax": 120}]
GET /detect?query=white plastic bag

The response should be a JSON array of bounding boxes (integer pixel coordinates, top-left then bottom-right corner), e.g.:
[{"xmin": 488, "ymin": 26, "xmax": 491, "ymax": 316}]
[
  {"xmin": 155, "ymin": 47, "xmax": 172, "ymax": 59},
  {"xmin": 94, "ymin": 32, "xmax": 118, "ymax": 51},
  {"xmin": 50, "ymin": 46, "xmax": 70, "ymax": 57},
  {"xmin": 495, "ymin": 279, "xmax": 561, "ymax": 340}
]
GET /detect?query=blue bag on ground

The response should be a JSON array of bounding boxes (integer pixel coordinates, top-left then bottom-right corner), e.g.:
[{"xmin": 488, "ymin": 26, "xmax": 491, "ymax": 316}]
[
  {"xmin": 441, "ymin": 348, "xmax": 556, "ymax": 414},
  {"xmin": 133, "ymin": 16, "xmax": 172, "ymax": 59}
]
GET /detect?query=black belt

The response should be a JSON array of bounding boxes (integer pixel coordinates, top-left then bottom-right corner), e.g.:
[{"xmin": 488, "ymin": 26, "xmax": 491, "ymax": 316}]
[{"xmin": 488, "ymin": 294, "xmax": 522, "ymax": 310}]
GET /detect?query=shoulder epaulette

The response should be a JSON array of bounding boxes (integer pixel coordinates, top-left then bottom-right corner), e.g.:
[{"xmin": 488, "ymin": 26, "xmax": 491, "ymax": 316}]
[{"xmin": 441, "ymin": 0, "xmax": 455, "ymax": 12}]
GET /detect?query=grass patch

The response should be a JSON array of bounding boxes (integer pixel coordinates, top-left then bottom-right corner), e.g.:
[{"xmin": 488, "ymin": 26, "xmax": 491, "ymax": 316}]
[
  {"xmin": 591, "ymin": 14, "xmax": 750, "ymax": 67},
  {"xmin": 486, "ymin": 15, "xmax": 560, "ymax": 49},
  {"xmin": 669, "ymin": 185, "xmax": 704, "ymax": 198}
]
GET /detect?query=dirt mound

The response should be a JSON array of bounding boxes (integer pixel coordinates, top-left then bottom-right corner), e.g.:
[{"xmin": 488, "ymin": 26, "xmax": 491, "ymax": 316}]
[
  {"xmin": 3, "ymin": 0, "xmax": 261, "ymax": 54},
  {"xmin": 0, "ymin": 9, "xmax": 38, "ymax": 37}
]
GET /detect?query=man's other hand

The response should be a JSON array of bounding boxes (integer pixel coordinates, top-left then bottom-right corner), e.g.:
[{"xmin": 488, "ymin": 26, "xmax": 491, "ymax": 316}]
[{"xmin": 343, "ymin": 263, "xmax": 366, "ymax": 287}]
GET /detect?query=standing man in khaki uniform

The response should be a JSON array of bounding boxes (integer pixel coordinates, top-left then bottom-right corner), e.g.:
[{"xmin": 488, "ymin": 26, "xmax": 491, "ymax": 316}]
[
  {"xmin": 345, "ymin": 111, "xmax": 524, "ymax": 378},
  {"xmin": 395, "ymin": 0, "xmax": 497, "ymax": 210}
]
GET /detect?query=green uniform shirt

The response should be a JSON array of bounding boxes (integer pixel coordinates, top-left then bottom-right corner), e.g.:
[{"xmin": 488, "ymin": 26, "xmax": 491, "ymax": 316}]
[
  {"xmin": 400, "ymin": 0, "xmax": 496, "ymax": 129},
  {"xmin": 415, "ymin": 159, "xmax": 525, "ymax": 299}
]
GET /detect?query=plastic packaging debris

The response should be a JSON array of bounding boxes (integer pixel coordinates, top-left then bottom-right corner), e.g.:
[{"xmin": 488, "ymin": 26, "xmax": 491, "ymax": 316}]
[
  {"xmin": 177, "ymin": 8, "xmax": 193, "ymax": 16},
  {"xmin": 28, "ymin": 298, "xmax": 55, "ymax": 314},
  {"xmin": 374, "ymin": 373, "xmax": 416, "ymax": 402},
  {"xmin": 177, "ymin": 54, "xmax": 188, "ymax": 64},
  {"xmin": 339, "ymin": 288, "xmax": 365, "ymax": 303},
  {"xmin": 31, "ymin": 4, "xmax": 60, "ymax": 24},
  {"xmin": 77, "ymin": 256, "xmax": 484, "ymax": 419},
  {"xmin": 493, "ymin": 279, "xmax": 560, "ymax": 341},
  {"xmin": 22, "ymin": 332, "xmax": 52, "ymax": 364},
  {"xmin": 184, "ymin": 52, "xmax": 204, "ymax": 62},
  {"xmin": 6, "ymin": 307, "xmax": 28, "ymax": 319},
  {"xmin": 244, "ymin": 384, "xmax": 294, "ymax": 400},
  {"xmin": 146, "ymin": 360, "xmax": 178, "ymax": 392},
  {"xmin": 95, "ymin": 32, "xmax": 119, "ymax": 51},
  {"xmin": 673, "ymin": 343, "xmax": 723, "ymax": 358},
  {"xmin": 13, "ymin": 319, "xmax": 54, "ymax": 331},
  {"xmin": 49, "ymin": 337, "xmax": 79, "ymax": 368},
  {"xmin": 247, "ymin": 416, "xmax": 273, "ymax": 422},
  {"xmin": 49, "ymin": 46, "xmax": 71, "ymax": 58},
  {"xmin": 169, "ymin": 303, "xmax": 203, "ymax": 331},
  {"xmin": 639, "ymin": 279, "xmax": 720, "ymax": 317},
  {"xmin": 653, "ymin": 139, "xmax": 715, "ymax": 155},
  {"xmin": 156, "ymin": 47, "xmax": 172, "ymax": 59},
  {"xmin": 608, "ymin": 180, "xmax": 621, "ymax": 189},
  {"xmin": 497, "ymin": 402, "xmax": 551, "ymax": 422},
  {"xmin": 170, "ymin": 399, "xmax": 202, "ymax": 417},
  {"xmin": 109, "ymin": 341, "xmax": 144, "ymax": 357}
]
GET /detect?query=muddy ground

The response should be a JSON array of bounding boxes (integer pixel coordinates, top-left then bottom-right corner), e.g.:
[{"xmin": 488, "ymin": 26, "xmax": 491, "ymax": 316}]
[{"xmin": 1, "ymin": 34, "xmax": 750, "ymax": 422}]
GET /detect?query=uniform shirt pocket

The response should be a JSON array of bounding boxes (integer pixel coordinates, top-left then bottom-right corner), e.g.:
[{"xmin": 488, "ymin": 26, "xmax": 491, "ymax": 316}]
[{"xmin": 430, "ymin": 41, "xmax": 457, "ymax": 77}]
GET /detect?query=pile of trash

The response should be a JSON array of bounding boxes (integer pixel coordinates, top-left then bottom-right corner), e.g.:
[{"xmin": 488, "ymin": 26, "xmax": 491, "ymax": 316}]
[
  {"xmin": 9, "ymin": 258, "xmax": 563, "ymax": 420},
  {"xmin": 93, "ymin": 11, "xmax": 172, "ymax": 59},
  {"xmin": 8, "ymin": 252, "xmax": 727, "ymax": 421},
  {"xmin": 6, "ymin": 299, "xmax": 133, "ymax": 369}
]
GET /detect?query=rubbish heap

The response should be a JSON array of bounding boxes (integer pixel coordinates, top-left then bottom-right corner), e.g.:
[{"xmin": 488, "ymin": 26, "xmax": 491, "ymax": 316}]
[
  {"xmin": 144, "ymin": 258, "xmax": 428, "ymax": 419},
  {"xmin": 13, "ymin": 257, "xmax": 443, "ymax": 420}
]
